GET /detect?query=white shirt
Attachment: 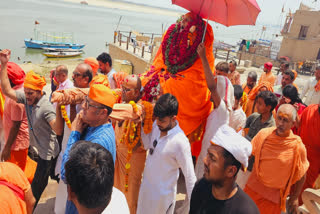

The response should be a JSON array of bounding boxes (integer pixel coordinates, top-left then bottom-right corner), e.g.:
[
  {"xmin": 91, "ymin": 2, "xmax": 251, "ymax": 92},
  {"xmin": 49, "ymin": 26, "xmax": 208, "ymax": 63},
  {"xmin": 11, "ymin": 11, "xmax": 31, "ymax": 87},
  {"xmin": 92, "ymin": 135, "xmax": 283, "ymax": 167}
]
[
  {"xmin": 102, "ymin": 187, "xmax": 130, "ymax": 214},
  {"xmin": 195, "ymin": 100, "xmax": 229, "ymax": 179},
  {"xmin": 137, "ymin": 122, "xmax": 196, "ymax": 214},
  {"xmin": 229, "ymin": 108, "xmax": 246, "ymax": 132},
  {"xmin": 107, "ymin": 68, "xmax": 117, "ymax": 89},
  {"xmin": 275, "ymin": 74, "xmax": 282, "ymax": 86},
  {"xmin": 301, "ymin": 77, "xmax": 320, "ymax": 105},
  {"xmin": 53, "ymin": 78, "xmax": 74, "ymax": 114}
]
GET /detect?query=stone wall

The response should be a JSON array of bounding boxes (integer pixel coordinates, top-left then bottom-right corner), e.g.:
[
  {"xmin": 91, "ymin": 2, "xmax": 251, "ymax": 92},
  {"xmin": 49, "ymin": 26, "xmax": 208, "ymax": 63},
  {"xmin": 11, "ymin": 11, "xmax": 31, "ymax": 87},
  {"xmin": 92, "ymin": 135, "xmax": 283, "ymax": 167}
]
[
  {"xmin": 109, "ymin": 44, "xmax": 149, "ymax": 75},
  {"xmin": 237, "ymin": 52, "xmax": 280, "ymax": 68}
]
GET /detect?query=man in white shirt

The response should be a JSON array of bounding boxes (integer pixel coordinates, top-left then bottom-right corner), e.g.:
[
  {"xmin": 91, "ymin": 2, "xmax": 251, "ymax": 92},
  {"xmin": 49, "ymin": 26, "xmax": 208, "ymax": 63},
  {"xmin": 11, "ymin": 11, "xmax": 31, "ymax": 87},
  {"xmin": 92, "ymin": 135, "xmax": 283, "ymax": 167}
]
[
  {"xmin": 195, "ymin": 43, "xmax": 231, "ymax": 179},
  {"xmin": 301, "ymin": 67, "xmax": 320, "ymax": 105},
  {"xmin": 97, "ymin": 52, "xmax": 117, "ymax": 89},
  {"xmin": 275, "ymin": 62, "xmax": 290, "ymax": 86},
  {"xmin": 65, "ymin": 140, "xmax": 130, "ymax": 214},
  {"xmin": 138, "ymin": 93, "xmax": 196, "ymax": 214}
]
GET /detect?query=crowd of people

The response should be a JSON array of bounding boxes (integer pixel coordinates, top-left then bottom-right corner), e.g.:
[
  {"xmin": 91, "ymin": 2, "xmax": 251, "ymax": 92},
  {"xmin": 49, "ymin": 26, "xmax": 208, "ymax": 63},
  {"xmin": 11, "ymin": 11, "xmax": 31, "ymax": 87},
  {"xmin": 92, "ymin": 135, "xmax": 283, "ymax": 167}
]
[{"xmin": 0, "ymin": 12, "xmax": 320, "ymax": 214}]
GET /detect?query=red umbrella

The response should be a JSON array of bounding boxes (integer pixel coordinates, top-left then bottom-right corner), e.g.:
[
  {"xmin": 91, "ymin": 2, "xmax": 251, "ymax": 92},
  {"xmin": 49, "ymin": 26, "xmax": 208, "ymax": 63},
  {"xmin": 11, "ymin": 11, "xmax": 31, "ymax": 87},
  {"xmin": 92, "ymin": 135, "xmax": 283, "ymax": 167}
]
[{"xmin": 172, "ymin": 0, "xmax": 261, "ymax": 27}]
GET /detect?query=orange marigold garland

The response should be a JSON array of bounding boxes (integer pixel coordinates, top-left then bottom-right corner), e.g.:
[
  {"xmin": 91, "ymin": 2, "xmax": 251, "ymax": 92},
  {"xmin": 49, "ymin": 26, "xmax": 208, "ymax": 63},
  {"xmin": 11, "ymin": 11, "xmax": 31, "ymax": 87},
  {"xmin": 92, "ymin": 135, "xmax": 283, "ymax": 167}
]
[
  {"xmin": 121, "ymin": 101, "xmax": 142, "ymax": 192},
  {"xmin": 61, "ymin": 105, "xmax": 71, "ymax": 129},
  {"xmin": 141, "ymin": 101, "xmax": 153, "ymax": 134}
]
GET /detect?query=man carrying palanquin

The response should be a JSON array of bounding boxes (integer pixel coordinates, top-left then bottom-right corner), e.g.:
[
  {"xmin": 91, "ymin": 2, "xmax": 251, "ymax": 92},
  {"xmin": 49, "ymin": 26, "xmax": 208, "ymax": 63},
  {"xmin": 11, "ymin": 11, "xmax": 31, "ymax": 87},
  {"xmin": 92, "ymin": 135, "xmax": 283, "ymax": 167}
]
[
  {"xmin": 141, "ymin": 12, "xmax": 215, "ymax": 158},
  {"xmin": 109, "ymin": 74, "xmax": 152, "ymax": 214},
  {"xmin": 244, "ymin": 104, "xmax": 309, "ymax": 214}
]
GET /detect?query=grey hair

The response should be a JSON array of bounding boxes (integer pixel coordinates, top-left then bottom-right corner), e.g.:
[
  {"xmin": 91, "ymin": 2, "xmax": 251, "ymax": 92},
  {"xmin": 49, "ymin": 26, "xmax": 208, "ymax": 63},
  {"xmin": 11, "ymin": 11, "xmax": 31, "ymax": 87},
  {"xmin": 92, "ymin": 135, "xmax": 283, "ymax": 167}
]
[
  {"xmin": 277, "ymin": 104, "xmax": 297, "ymax": 121},
  {"xmin": 248, "ymin": 71, "xmax": 258, "ymax": 82}
]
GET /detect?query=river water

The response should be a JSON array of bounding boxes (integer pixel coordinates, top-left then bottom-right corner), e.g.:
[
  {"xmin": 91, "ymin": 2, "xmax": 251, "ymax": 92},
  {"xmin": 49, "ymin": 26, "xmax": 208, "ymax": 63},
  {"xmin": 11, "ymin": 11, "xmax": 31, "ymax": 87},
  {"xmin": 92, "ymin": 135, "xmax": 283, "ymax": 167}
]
[{"xmin": 0, "ymin": 0, "xmax": 178, "ymax": 63}]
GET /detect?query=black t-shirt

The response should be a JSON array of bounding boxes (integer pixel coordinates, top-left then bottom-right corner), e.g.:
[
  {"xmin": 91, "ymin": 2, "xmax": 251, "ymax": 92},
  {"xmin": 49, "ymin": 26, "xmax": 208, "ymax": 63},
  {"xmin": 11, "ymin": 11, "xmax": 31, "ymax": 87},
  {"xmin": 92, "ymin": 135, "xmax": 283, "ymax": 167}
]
[{"xmin": 190, "ymin": 178, "xmax": 260, "ymax": 214}]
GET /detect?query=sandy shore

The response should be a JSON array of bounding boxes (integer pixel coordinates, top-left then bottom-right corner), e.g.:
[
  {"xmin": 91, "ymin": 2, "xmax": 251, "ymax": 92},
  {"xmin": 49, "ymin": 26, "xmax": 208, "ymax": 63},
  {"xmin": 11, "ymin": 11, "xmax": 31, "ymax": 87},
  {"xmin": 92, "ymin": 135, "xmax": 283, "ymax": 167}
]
[{"xmin": 63, "ymin": 0, "xmax": 182, "ymax": 17}]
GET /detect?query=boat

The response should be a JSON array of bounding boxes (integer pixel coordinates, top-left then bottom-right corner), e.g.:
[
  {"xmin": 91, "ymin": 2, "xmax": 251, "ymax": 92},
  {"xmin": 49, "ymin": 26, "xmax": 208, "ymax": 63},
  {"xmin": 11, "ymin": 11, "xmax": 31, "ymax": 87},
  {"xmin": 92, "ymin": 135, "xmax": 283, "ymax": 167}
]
[
  {"xmin": 42, "ymin": 51, "xmax": 83, "ymax": 58},
  {"xmin": 25, "ymin": 39, "xmax": 85, "ymax": 49},
  {"xmin": 42, "ymin": 47, "xmax": 83, "ymax": 52}
]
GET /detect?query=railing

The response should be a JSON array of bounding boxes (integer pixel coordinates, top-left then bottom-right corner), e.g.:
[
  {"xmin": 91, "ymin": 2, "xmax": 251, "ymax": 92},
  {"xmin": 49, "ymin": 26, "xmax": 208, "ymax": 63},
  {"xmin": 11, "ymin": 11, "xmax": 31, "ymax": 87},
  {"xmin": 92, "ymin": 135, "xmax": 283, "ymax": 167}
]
[
  {"xmin": 114, "ymin": 31, "xmax": 163, "ymax": 59},
  {"xmin": 214, "ymin": 48, "xmax": 241, "ymax": 64}
]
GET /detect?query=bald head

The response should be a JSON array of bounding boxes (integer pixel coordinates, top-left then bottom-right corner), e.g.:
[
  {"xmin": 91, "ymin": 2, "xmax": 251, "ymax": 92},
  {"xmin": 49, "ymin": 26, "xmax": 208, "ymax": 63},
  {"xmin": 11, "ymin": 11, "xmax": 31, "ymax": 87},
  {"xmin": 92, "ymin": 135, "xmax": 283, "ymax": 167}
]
[
  {"xmin": 122, "ymin": 75, "xmax": 142, "ymax": 103},
  {"xmin": 277, "ymin": 104, "xmax": 297, "ymax": 121},
  {"xmin": 73, "ymin": 63, "xmax": 93, "ymax": 88},
  {"xmin": 56, "ymin": 65, "xmax": 68, "ymax": 75},
  {"xmin": 123, "ymin": 75, "xmax": 141, "ymax": 91}
]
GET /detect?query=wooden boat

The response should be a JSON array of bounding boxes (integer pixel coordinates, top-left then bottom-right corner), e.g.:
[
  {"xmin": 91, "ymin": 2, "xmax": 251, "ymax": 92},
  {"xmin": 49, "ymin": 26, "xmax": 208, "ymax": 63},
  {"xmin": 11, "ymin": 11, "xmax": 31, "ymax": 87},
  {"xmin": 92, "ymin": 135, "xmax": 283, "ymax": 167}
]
[
  {"xmin": 25, "ymin": 39, "xmax": 85, "ymax": 49},
  {"xmin": 43, "ymin": 51, "xmax": 82, "ymax": 58},
  {"xmin": 42, "ymin": 47, "xmax": 83, "ymax": 52}
]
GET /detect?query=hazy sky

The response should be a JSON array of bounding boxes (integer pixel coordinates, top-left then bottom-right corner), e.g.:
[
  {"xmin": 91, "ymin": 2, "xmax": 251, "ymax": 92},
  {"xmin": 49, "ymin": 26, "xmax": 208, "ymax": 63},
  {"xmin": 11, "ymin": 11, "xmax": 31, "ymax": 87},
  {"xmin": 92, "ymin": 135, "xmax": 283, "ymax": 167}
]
[{"xmin": 128, "ymin": 0, "xmax": 319, "ymax": 43}]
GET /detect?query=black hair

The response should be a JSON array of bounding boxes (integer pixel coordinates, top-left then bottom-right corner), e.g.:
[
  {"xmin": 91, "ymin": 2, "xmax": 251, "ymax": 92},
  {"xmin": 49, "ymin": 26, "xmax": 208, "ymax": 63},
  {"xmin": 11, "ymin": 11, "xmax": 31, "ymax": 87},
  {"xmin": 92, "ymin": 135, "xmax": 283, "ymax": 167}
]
[
  {"xmin": 284, "ymin": 70, "xmax": 295, "ymax": 81},
  {"xmin": 222, "ymin": 148, "xmax": 241, "ymax": 176},
  {"xmin": 9, "ymin": 79, "xmax": 15, "ymax": 88},
  {"xmin": 83, "ymin": 68, "xmax": 93, "ymax": 83},
  {"xmin": 282, "ymin": 84, "xmax": 303, "ymax": 104},
  {"xmin": 256, "ymin": 91, "xmax": 278, "ymax": 112},
  {"xmin": 153, "ymin": 93, "xmax": 178, "ymax": 118},
  {"xmin": 233, "ymin": 85, "xmax": 243, "ymax": 100},
  {"xmin": 97, "ymin": 52, "xmax": 112, "ymax": 67},
  {"xmin": 65, "ymin": 141, "xmax": 114, "ymax": 209},
  {"xmin": 105, "ymin": 106, "xmax": 113, "ymax": 116},
  {"xmin": 281, "ymin": 62, "xmax": 290, "ymax": 69},
  {"xmin": 229, "ymin": 60, "xmax": 237, "ymax": 66}
]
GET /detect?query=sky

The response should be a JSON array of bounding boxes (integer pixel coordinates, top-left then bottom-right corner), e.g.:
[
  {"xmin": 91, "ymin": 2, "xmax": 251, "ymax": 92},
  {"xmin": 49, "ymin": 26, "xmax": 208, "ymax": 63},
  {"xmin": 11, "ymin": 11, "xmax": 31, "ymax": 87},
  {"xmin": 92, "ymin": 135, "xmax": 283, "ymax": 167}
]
[{"xmin": 125, "ymin": 0, "xmax": 320, "ymax": 44}]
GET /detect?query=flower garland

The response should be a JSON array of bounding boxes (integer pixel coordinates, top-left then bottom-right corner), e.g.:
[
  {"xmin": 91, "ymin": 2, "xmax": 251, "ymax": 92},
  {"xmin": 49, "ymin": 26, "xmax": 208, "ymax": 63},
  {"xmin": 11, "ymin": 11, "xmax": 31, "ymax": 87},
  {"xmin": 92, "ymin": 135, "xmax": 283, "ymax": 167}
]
[
  {"xmin": 61, "ymin": 105, "xmax": 71, "ymax": 129},
  {"xmin": 141, "ymin": 101, "xmax": 153, "ymax": 134},
  {"xmin": 120, "ymin": 101, "xmax": 142, "ymax": 192},
  {"xmin": 161, "ymin": 14, "xmax": 204, "ymax": 74}
]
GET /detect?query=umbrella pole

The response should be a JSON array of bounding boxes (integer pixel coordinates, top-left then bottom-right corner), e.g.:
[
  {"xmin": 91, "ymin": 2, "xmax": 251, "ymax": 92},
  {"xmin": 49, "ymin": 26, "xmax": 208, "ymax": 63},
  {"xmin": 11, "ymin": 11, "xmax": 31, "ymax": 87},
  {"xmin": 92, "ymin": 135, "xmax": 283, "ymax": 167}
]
[{"xmin": 202, "ymin": 18, "xmax": 208, "ymax": 42}]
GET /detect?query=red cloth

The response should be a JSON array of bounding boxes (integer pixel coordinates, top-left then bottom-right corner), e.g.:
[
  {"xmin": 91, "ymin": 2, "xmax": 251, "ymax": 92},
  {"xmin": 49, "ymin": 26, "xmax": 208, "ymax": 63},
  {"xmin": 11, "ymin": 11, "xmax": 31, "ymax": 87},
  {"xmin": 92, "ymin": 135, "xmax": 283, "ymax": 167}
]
[{"xmin": 0, "ymin": 62, "xmax": 25, "ymax": 85}]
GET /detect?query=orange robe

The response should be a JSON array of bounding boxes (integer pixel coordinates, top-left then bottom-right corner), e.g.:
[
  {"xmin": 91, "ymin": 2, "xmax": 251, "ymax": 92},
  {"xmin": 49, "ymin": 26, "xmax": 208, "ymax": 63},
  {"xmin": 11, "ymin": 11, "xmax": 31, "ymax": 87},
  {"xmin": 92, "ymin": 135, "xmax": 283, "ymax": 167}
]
[
  {"xmin": 141, "ymin": 24, "xmax": 214, "ymax": 138},
  {"xmin": 298, "ymin": 104, "xmax": 320, "ymax": 203},
  {"xmin": 0, "ymin": 162, "xmax": 31, "ymax": 214},
  {"xmin": 111, "ymin": 103, "xmax": 147, "ymax": 214},
  {"xmin": 244, "ymin": 127, "xmax": 309, "ymax": 213},
  {"xmin": 245, "ymin": 82, "xmax": 273, "ymax": 117},
  {"xmin": 258, "ymin": 72, "xmax": 276, "ymax": 86},
  {"xmin": 242, "ymin": 84, "xmax": 253, "ymax": 96}
]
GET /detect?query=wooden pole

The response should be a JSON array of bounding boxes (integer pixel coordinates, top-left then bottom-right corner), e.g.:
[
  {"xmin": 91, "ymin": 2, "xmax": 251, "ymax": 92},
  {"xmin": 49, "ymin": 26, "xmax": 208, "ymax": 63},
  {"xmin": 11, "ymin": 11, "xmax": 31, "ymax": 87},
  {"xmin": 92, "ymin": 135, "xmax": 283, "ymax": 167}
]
[
  {"xmin": 142, "ymin": 46, "xmax": 145, "ymax": 58},
  {"xmin": 126, "ymin": 37, "xmax": 129, "ymax": 50},
  {"xmin": 215, "ymin": 48, "xmax": 217, "ymax": 58},
  {"xmin": 226, "ymin": 50, "xmax": 230, "ymax": 62},
  {"xmin": 238, "ymin": 52, "xmax": 242, "ymax": 65},
  {"xmin": 119, "ymin": 33, "xmax": 122, "ymax": 46},
  {"xmin": 114, "ymin": 31, "xmax": 116, "ymax": 43}
]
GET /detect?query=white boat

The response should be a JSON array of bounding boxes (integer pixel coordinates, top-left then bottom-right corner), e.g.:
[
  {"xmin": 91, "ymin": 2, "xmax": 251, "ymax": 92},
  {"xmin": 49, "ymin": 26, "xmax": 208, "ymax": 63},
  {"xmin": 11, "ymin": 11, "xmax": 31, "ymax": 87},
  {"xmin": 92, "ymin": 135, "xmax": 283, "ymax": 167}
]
[
  {"xmin": 43, "ymin": 51, "xmax": 82, "ymax": 58},
  {"xmin": 42, "ymin": 48, "xmax": 83, "ymax": 52}
]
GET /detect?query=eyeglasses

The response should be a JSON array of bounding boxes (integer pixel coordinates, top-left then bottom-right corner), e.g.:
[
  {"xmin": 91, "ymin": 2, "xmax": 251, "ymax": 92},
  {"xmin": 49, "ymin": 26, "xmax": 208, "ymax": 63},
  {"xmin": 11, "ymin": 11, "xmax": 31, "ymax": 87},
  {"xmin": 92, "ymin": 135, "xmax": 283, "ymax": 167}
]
[
  {"xmin": 73, "ymin": 71, "xmax": 83, "ymax": 78},
  {"xmin": 149, "ymin": 139, "xmax": 158, "ymax": 155},
  {"xmin": 122, "ymin": 86, "xmax": 134, "ymax": 92},
  {"xmin": 84, "ymin": 96, "xmax": 106, "ymax": 109}
]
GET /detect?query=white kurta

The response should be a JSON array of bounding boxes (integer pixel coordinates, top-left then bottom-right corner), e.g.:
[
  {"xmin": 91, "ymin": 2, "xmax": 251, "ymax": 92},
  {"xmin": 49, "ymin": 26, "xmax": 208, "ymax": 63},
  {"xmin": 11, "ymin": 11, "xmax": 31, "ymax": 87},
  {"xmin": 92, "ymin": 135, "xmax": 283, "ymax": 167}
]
[
  {"xmin": 137, "ymin": 122, "xmax": 196, "ymax": 214},
  {"xmin": 102, "ymin": 187, "xmax": 130, "ymax": 214},
  {"xmin": 301, "ymin": 77, "xmax": 320, "ymax": 105},
  {"xmin": 229, "ymin": 108, "xmax": 246, "ymax": 132},
  {"xmin": 195, "ymin": 100, "xmax": 229, "ymax": 179}
]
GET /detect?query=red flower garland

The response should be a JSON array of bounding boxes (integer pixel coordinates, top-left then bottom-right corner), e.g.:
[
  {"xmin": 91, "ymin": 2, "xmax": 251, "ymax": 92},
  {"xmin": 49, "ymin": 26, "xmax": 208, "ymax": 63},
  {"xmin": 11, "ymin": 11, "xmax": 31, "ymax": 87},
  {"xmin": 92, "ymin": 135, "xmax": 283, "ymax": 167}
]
[{"xmin": 162, "ymin": 15, "xmax": 204, "ymax": 74}]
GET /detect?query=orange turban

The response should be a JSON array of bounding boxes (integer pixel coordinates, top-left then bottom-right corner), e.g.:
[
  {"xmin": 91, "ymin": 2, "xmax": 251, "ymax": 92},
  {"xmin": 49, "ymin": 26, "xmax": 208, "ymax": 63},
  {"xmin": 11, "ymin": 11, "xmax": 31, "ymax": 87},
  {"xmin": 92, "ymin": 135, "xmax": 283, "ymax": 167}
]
[
  {"xmin": 90, "ymin": 74, "xmax": 110, "ymax": 88},
  {"xmin": 84, "ymin": 57, "xmax": 99, "ymax": 76},
  {"xmin": 88, "ymin": 84, "xmax": 115, "ymax": 108},
  {"xmin": 24, "ymin": 71, "xmax": 46, "ymax": 92}
]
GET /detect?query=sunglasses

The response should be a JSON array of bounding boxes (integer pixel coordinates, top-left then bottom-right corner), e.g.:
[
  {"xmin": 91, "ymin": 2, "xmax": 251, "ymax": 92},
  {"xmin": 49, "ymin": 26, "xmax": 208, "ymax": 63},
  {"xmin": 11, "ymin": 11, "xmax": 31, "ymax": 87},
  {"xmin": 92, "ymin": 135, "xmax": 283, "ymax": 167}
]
[
  {"xmin": 73, "ymin": 71, "xmax": 83, "ymax": 78},
  {"xmin": 149, "ymin": 139, "xmax": 158, "ymax": 155}
]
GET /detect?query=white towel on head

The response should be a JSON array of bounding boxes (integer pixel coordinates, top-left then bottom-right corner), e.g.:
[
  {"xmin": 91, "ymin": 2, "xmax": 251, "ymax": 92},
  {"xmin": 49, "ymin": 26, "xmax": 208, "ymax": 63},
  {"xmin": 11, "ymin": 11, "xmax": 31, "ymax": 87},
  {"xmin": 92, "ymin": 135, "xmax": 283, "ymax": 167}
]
[{"xmin": 210, "ymin": 124, "xmax": 252, "ymax": 169}]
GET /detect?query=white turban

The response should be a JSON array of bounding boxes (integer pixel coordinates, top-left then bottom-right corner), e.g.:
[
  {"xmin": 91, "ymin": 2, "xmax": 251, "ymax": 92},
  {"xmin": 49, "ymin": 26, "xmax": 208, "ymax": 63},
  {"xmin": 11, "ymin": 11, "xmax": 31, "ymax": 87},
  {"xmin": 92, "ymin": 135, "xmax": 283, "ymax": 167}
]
[{"xmin": 210, "ymin": 124, "xmax": 252, "ymax": 169}]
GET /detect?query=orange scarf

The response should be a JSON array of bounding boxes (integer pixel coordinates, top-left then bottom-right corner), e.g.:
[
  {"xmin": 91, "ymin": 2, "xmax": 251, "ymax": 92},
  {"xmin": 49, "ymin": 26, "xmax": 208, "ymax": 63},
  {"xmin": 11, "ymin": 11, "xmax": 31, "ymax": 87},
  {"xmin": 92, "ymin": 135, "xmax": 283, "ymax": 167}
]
[{"xmin": 315, "ymin": 79, "xmax": 320, "ymax": 92}]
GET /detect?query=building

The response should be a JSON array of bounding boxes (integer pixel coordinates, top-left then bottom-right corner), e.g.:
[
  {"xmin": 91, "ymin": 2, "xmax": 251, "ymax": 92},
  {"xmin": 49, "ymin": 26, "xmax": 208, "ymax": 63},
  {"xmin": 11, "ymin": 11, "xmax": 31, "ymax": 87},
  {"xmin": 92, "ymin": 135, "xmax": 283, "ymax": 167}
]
[{"xmin": 278, "ymin": 3, "xmax": 320, "ymax": 62}]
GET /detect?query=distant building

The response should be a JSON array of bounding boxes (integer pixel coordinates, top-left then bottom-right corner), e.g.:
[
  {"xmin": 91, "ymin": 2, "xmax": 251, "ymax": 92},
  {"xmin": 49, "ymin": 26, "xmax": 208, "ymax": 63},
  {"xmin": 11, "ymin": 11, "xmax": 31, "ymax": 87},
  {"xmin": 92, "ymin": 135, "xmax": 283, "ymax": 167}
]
[{"xmin": 278, "ymin": 3, "xmax": 320, "ymax": 62}]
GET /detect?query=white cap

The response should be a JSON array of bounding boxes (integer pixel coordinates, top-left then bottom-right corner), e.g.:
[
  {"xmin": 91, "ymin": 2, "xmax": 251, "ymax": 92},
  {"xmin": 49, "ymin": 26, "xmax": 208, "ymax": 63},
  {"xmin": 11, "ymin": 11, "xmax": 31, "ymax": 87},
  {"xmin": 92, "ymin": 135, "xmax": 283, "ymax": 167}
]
[{"xmin": 210, "ymin": 124, "xmax": 252, "ymax": 169}]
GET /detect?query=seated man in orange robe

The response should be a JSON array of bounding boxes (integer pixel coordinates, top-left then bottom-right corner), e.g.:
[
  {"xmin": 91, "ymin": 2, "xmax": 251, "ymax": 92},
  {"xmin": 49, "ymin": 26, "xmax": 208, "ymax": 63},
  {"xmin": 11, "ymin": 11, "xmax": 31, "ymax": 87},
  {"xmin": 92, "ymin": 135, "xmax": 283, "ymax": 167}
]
[
  {"xmin": 110, "ymin": 75, "xmax": 148, "ymax": 214},
  {"xmin": 244, "ymin": 104, "xmax": 309, "ymax": 214},
  {"xmin": 141, "ymin": 12, "xmax": 214, "ymax": 157},
  {"xmin": 298, "ymin": 104, "xmax": 320, "ymax": 203},
  {"xmin": 258, "ymin": 62, "xmax": 276, "ymax": 86}
]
